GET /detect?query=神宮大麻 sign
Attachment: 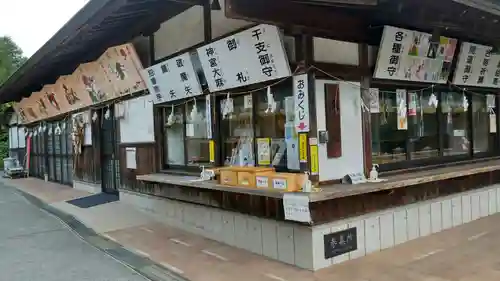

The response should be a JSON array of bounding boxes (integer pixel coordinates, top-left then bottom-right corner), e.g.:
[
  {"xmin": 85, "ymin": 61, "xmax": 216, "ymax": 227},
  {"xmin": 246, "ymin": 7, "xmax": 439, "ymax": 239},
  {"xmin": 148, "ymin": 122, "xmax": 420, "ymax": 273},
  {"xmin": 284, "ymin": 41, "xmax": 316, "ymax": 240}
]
[
  {"xmin": 196, "ymin": 24, "xmax": 291, "ymax": 92},
  {"xmin": 452, "ymin": 42, "xmax": 500, "ymax": 88},
  {"xmin": 373, "ymin": 26, "xmax": 457, "ymax": 83},
  {"xmin": 143, "ymin": 52, "xmax": 203, "ymax": 104}
]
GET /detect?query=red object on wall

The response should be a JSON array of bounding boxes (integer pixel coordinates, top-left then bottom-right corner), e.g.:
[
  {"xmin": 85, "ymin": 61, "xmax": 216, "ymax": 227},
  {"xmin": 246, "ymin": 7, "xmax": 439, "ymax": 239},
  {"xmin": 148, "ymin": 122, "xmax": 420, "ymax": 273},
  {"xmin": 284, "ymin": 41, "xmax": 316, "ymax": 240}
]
[
  {"xmin": 325, "ymin": 84, "xmax": 342, "ymax": 158},
  {"xmin": 26, "ymin": 136, "xmax": 31, "ymax": 173}
]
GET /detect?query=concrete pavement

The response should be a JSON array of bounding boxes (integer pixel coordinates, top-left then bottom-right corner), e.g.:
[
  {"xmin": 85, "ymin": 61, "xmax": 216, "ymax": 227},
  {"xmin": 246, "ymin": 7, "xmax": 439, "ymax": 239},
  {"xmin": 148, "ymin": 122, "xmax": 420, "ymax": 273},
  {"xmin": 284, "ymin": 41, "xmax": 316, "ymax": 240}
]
[
  {"xmin": 5, "ymin": 177, "xmax": 500, "ymax": 281},
  {"xmin": 0, "ymin": 181, "xmax": 147, "ymax": 281}
]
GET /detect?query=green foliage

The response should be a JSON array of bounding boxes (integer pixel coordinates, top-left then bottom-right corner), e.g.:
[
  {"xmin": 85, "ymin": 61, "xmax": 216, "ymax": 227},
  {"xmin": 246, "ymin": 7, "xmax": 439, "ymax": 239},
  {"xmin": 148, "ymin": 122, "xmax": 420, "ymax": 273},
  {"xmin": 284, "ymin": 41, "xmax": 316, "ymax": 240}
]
[{"xmin": 0, "ymin": 36, "xmax": 27, "ymax": 160}]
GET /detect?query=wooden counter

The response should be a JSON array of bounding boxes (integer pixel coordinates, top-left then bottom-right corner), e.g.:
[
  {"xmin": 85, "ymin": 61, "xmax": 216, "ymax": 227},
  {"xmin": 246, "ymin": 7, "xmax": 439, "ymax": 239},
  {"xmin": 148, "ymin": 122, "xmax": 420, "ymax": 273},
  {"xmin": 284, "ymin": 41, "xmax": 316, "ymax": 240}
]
[{"xmin": 137, "ymin": 159, "xmax": 500, "ymax": 202}]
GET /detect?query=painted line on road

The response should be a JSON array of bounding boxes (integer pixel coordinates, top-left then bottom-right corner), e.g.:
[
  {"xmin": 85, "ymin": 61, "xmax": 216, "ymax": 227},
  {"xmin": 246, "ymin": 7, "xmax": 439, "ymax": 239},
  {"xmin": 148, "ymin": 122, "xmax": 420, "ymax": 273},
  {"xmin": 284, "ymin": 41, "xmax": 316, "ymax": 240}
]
[
  {"xmin": 413, "ymin": 249, "xmax": 443, "ymax": 261},
  {"xmin": 160, "ymin": 262, "xmax": 184, "ymax": 275},
  {"xmin": 264, "ymin": 273, "xmax": 287, "ymax": 281},
  {"xmin": 140, "ymin": 227, "xmax": 154, "ymax": 233},
  {"xmin": 201, "ymin": 249, "xmax": 228, "ymax": 261},
  {"xmin": 170, "ymin": 238, "xmax": 191, "ymax": 247},
  {"xmin": 468, "ymin": 231, "xmax": 488, "ymax": 241}
]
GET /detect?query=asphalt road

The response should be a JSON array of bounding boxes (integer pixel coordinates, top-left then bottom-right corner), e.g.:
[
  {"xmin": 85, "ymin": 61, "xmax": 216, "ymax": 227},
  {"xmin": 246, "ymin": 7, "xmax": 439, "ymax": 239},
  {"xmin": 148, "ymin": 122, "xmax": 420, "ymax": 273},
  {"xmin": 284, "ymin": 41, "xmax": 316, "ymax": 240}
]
[{"xmin": 0, "ymin": 183, "xmax": 147, "ymax": 281}]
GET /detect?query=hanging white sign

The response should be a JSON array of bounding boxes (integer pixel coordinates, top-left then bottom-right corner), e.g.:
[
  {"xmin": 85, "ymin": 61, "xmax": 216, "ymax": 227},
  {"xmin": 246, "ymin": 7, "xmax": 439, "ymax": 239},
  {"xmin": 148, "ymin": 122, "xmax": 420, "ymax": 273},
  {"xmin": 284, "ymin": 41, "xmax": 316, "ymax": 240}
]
[
  {"xmin": 196, "ymin": 24, "xmax": 291, "ymax": 92},
  {"xmin": 452, "ymin": 42, "xmax": 500, "ymax": 88},
  {"xmin": 283, "ymin": 193, "xmax": 312, "ymax": 223},
  {"xmin": 293, "ymin": 73, "xmax": 310, "ymax": 133},
  {"xmin": 373, "ymin": 26, "xmax": 457, "ymax": 83},
  {"xmin": 142, "ymin": 52, "xmax": 203, "ymax": 104},
  {"xmin": 205, "ymin": 95, "xmax": 212, "ymax": 139},
  {"xmin": 369, "ymin": 88, "xmax": 380, "ymax": 113},
  {"xmin": 396, "ymin": 89, "xmax": 407, "ymax": 130}
]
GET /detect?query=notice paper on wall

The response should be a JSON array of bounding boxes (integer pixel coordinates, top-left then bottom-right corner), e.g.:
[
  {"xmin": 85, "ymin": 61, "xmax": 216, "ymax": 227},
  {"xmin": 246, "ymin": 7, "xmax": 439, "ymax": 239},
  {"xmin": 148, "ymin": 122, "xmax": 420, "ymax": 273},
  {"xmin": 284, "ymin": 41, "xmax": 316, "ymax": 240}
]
[
  {"xmin": 283, "ymin": 193, "xmax": 312, "ymax": 223},
  {"xmin": 125, "ymin": 147, "xmax": 137, "ymax": 169}
]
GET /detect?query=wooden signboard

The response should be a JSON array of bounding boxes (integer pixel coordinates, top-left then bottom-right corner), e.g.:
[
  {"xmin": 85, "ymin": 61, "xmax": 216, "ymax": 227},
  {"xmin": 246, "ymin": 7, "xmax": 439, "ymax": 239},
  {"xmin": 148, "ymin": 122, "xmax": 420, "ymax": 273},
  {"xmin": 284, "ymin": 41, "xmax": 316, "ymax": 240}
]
[
  {"xmin": 13, "ymin": 101, "xmax": 27, "ymax": 124},
  {"xmin": 39, "ymin": 84, "xmax": 63, "ymax": 118},
  {"xmin": 99, "ymin": 43, "xmax": 146, "ymax": 97},
  {"xmin": 22, "ymin": 97, "xmax": 38, "ymax": 123},
  {"xmin": 54, "ymin": 75, "xmax": 90, "ymax": 113},
  {"xmin": 73, "ymin": 62, "xmax": 117, "ymax": 104},
  {"xmin": 31, "ymin": 91, "xmax": 49, "ymax": 121}
]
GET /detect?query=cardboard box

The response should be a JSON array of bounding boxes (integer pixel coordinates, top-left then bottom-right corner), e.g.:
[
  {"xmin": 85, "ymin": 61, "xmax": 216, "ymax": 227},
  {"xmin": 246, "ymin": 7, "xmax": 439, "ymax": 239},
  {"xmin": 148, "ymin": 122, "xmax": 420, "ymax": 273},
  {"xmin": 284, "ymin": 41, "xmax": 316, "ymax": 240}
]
[
  {"xmin": 219, "ymin": 170, "xmax": 238, "ymax": 186},
  {"xmin": 270, "ymin": 173, "xmax": 308, "ymax": 192}
]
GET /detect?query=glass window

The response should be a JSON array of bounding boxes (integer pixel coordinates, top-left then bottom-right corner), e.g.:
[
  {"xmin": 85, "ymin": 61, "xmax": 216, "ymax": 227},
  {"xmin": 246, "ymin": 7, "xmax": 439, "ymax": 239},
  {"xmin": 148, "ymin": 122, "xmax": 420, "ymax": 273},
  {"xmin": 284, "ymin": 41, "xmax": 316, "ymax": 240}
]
[
  {"xmin": 219, "ymin": 95, "xmax": 254, "ymax": 166},
  {"xmin": 472, "ymin": 94, "xmax": 496, "ymax": 154},
  {"xmin": 254, "ymin": 83, "xmax": 299, "ymax": 171},
  {"xmin": 442, "ymin": 91, "xmax": 469, "ymax": 156},
  {"xmin": 408, "ymin": 91, "xmax": 439, "ymax": 160},
  {"xmin": 163, "ymin": 105, "xmax": 185, "ymax": 166},
  {"xmin": 185, "ymin": 99, "xmax": 211, "ymax": 166},
  {"xmin": 371, "ymin": 91, "xmax": 408, "ymax": 164}
]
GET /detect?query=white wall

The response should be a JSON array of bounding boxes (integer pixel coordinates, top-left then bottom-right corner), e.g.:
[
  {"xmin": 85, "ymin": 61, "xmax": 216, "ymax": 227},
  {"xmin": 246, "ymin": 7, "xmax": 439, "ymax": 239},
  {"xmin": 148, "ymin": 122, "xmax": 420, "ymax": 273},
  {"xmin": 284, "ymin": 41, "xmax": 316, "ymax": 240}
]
[
  {"xmin": 211, "ymin": 0, "xmax": 253, "ymax": 39},
  {"xmin": 154, "ymin": 6, "xmax": 204, "ymax": 60},
  {"xmin": 119, "ymin": 95, "xmax": 155, "ymax": 144},
  {"xmin": 315, "ymin": 80, "xmax": 364, "ymax": 181},
  {"xmin": 313, "ymin": 37, "xmax": 359, "ymax": 65}
]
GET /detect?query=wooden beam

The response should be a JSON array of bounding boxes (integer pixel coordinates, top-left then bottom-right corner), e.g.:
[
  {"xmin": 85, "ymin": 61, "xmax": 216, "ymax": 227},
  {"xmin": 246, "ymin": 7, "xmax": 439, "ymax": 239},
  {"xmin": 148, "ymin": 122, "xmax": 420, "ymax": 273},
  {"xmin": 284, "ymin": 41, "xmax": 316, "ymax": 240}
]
[{"xmin": 225, "ymin": 0, "xmax": 369, "ymax": 43}]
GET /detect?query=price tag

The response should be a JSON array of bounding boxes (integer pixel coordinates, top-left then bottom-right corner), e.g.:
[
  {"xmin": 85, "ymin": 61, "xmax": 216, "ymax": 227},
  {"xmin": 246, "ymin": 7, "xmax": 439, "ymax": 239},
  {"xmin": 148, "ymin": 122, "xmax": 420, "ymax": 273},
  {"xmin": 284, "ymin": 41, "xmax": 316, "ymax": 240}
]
[
  {"xmin": 256, "ymin": 176, "xmax": 269, "ymax": 188},
  {"xmin": 273, "ymin": 178, "xmax": 288, "ymax": 190}
]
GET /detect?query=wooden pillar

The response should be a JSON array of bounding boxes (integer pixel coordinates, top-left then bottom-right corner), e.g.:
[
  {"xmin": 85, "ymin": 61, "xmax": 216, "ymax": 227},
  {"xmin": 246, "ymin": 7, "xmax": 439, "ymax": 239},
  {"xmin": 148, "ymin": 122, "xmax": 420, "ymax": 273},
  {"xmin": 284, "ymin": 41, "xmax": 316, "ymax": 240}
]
[
  {"xmin": 295, "ymin": 32, "xmax": 319, "ymax": 183},
  {"xmin": 358, "ymin": 43, "xmax": 372, "ymax": 176}
]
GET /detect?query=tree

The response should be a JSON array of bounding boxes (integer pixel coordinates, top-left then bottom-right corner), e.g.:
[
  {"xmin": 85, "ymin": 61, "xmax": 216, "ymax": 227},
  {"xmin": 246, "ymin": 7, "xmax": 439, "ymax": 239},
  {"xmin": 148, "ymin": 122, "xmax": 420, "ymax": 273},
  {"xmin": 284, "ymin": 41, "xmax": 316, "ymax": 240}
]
[{"xmin": 0, "ymin": 36, "xmax": 27, "ymax": 162}]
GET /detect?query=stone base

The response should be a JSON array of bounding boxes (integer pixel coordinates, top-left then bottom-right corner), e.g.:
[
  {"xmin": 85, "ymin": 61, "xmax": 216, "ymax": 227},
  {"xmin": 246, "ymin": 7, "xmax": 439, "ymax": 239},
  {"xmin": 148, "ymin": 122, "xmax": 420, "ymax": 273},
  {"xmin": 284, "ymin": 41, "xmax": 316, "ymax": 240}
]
[
  {"xmin": 73, "ymin": 180, "xmax": 101, "ymax": 194},
  {"xmin": 119, "ymin": 184, "xmax": 500, "ymax": 271}
]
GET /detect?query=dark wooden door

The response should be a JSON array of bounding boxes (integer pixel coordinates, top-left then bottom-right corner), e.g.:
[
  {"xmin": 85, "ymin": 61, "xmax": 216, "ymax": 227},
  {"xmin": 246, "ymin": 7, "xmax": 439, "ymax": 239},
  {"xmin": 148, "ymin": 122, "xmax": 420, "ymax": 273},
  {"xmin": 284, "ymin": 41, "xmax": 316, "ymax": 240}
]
[{"xmin": 100, "ymin": 107, "xmax": 120, "ymax": 194}]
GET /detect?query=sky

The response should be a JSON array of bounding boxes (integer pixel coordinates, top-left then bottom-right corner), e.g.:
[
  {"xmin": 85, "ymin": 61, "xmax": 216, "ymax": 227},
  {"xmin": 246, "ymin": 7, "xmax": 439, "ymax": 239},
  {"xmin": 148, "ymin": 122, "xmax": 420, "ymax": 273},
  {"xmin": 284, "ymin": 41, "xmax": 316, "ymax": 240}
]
[{"xmin": 0, "ymin": 0, "xmax": 88, "ymax": 58}]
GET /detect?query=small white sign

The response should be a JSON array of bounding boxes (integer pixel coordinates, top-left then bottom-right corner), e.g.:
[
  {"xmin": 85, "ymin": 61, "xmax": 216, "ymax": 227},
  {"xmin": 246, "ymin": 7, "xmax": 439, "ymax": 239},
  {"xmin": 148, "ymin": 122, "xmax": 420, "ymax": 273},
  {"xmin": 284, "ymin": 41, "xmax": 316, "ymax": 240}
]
[
  {"xmin": 143, "ymin": 52, "xmax": 203, "ymax": 104},
  {"xmin": 452, "ymin": 42, "xmax": 500, "ymax": 88},
  {"xmin": 293, "ymin": 73, "xmax": 310, "ymax": 133},
  {"xmin": 283, "ymin": 193, "xmax": 312, "ymax": 223},
  {"xmin": 256, "ymin": 176, "xmax": 269, "ymax": 188},
  {"xmin": 273, "ymin": 178, "xmax": 287, "ymax": 190},
  {"xmin": 196, "ymin": 24, "xmax": 291, "ymax": 92},
  {"xmin": 125, "ymin": 147, "xmax": 137, "ymax": 169}
]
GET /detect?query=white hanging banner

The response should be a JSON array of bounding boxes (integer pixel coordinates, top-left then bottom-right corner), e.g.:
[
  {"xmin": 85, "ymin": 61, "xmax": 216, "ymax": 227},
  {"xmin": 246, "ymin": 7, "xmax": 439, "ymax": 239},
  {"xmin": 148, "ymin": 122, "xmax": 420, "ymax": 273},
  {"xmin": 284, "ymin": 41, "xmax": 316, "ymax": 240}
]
[
  {"xmin": 293, "ymin": 73, "xmax": 310, "ymax": 133},
  {"xmin": 196, "ymin": 24, "xmax": 291, "ymax": 92},
  {"xmin": 369, "ymin": 88, "xmax": 380, "ymax": 113},
  {"xmin": 142, "ymin": 52, "xmax": 203, "ymax": 104},
  {"xmin": 205, "ymin": 95, "xmax": 212, "ymax": 139},
  {"xmin": 452, "ymin": 42, "xmax": 500, "ymax": 88},
  {"xmin": 396, "ymin": 89, "xmax": 407, "ymax": 130},
  {"xmin": 373, "ymin": 26, "xmax": 457, "ymax": 83}
]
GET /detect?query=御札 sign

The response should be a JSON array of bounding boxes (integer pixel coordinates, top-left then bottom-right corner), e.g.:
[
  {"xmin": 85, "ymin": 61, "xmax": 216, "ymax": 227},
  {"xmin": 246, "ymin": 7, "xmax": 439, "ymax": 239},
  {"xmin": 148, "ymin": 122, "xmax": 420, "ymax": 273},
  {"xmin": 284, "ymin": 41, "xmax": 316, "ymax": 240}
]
[
  {"xmin": 294, "ymin": 73, "xmax": 310, "ymax": 133},
  {"xmin": 196, "ymin": 24, "xmax": 291, "ymax": 92},
  {"xmin": 143, "ymin": 52, "xmax": 203, "ymax": 104},
  {"xmin": 452, "ymin": 42, "xmax": 500, "ymax": 88},
  {"xmin": 373, "ymin": 26, "xmax": 457, "ymax": 83}
]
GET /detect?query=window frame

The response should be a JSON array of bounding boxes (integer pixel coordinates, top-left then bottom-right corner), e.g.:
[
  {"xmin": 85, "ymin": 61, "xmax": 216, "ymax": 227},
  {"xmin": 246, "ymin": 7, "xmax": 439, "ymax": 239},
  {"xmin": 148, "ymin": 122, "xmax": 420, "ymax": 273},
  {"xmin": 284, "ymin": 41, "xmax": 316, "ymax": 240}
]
[
  {"xmin": 159, "ymin": 80, "xmax": 298, "ymax": 173},
  {"xmin": 371, "ymin": 83, "xmax": 500, "ymax": 172}
]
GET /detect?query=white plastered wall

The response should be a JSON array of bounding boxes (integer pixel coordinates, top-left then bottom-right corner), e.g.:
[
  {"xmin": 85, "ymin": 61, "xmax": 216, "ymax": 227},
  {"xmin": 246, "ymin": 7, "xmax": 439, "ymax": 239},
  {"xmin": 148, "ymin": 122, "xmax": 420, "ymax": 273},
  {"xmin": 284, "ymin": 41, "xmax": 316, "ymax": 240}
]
[{"xmin": 315, "ymin": 80, "xmax": 364, "ymax": 181}]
